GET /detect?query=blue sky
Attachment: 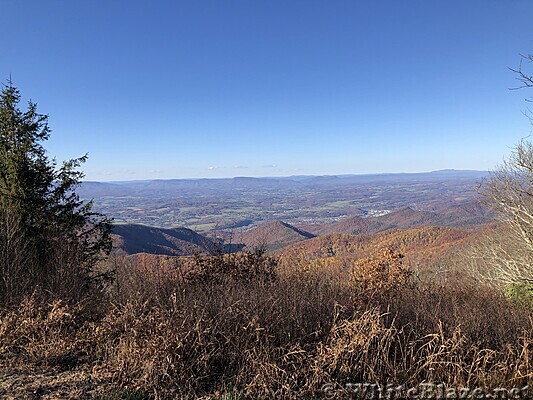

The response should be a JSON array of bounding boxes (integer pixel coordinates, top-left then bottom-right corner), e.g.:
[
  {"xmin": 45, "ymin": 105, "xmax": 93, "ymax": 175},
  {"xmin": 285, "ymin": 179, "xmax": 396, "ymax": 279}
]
[{"xmin": 1, "ymin": 1, "xmax": 532, "ymax": 181}]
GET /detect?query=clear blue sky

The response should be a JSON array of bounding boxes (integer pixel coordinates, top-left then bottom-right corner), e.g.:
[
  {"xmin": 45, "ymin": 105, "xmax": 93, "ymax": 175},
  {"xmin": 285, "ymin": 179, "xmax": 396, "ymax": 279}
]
[{"xmin": 1, "ymin": 1, "xmax": 532, "ymax": 181}]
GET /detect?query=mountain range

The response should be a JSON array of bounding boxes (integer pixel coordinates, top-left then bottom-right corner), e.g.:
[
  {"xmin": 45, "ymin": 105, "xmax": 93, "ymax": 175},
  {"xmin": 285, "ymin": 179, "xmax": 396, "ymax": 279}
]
[
  {"xmin": 111, "ymin": 200, "xmax": 492, "ymax": 256},
  {"xmin": 309, "ymin": 202, "xmax": 492, "ymax": 236},
  {"xmin": 81, "ymin": 170, "xmax": 488, "ymax": 198},
  {"xmin": 79, "ymin": 170, "xmax": 489, "ymax": 231}
]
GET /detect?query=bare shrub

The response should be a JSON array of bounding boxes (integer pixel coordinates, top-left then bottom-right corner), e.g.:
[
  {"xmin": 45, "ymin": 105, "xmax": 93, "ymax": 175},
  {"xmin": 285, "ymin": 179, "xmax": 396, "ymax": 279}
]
[
  {"xmin": 474, "ymin": 52, "xmax": 533, "ymax": 286},
  {"xmin": 479, "ymin": 140, "xmax": 533, "ymax": 284},
  {"xmin": 0, "ymin": 295, "xmax": 89, "ymax": 370},
  {"xmin": 183, "ymin": 249, "xmax": 277, "ymax": 284}
]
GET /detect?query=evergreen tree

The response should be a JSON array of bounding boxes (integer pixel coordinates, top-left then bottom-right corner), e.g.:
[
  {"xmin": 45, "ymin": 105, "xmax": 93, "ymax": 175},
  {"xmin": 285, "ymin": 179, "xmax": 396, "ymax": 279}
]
[{"xmin": 0, "ymin": 80, "xmax": 112, "ymax": 301}]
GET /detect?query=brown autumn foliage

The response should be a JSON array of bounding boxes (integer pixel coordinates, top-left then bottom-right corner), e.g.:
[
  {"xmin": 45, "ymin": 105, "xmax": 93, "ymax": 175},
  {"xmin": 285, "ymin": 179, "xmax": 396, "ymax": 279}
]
[
  {"xmin": 278, "ymin": 226, "xmax": 474, "ymax": 284},
  {"xmin": 349, "ymin": 248, "xmax": 410, "ymax": 295},
  {"xmin": 282, "ymin": 226, "xmax": 470, "ymax": 259},
  {"xmin": 0, "ymin": 246, "xmax": 531, "ymax": 399}
]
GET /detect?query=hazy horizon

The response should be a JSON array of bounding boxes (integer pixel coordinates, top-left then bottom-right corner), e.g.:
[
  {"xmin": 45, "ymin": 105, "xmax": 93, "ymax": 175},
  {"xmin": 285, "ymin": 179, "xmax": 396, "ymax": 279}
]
[{"xmin": 84, "ymin": 168, "xmax": 487, "ymax": 183}]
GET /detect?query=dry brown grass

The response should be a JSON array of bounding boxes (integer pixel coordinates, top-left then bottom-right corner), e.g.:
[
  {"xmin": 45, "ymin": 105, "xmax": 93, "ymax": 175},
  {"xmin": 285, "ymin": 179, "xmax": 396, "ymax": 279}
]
[{"xmin": 0, "ymin": 250, "xmax": 531, "ymax": 399}]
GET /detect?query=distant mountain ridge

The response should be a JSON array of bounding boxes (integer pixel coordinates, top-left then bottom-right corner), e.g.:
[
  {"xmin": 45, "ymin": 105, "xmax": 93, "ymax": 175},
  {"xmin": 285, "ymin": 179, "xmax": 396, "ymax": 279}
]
[{"xmin": 80, "ymin": 170, "xmax": 488, "ymax": 198}]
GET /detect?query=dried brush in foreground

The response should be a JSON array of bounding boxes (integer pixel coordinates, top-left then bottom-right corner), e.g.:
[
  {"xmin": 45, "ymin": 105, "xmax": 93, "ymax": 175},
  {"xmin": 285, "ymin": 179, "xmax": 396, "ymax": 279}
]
[{"xmin": 0, "ymin": 253, "xmax": 531, "ymax": 399}]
